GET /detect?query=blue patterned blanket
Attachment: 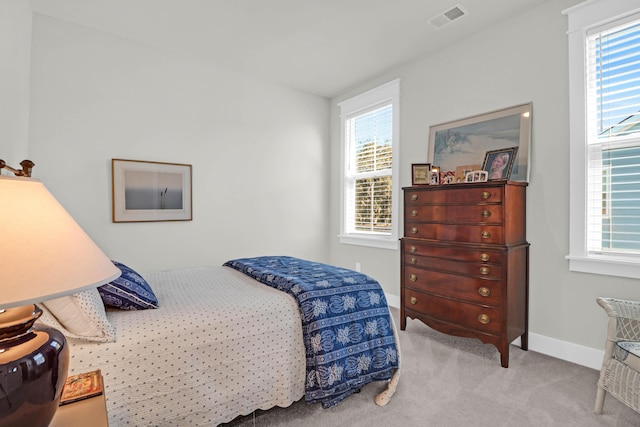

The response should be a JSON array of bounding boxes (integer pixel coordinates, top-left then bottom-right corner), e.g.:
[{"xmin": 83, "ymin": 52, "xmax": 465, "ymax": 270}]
[{"xmin": 223, "ymin": 256, "xmax": 399, "ymax": 408}]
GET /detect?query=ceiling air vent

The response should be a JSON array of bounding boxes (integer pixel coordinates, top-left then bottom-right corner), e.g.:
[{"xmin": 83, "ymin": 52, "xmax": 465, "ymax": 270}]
[{"xmin": 428, "ymin": 4, "xmax": 467, "ymax": 29}]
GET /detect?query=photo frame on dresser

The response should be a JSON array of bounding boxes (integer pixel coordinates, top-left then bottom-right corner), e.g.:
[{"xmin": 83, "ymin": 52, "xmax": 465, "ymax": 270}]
[
  {"xmin": 455, "ymin": 164, "xmax": 481, "ymax": 183},
  {"xmin": 429, "ymin": 166, "xmax": 440, "ymax": 185},
  {"xmin": 464, "ymin": 170, "xmax": 488, "ymax": 183},
  {"xmin": 483, "ymin": 147, "xmax": 518, "ymax": 180},
  {"xmin": 428, "ymin": 103, "xmax": 532, "ymax": 182},
  {"xmin": 112, "ymin": 159, "xmax": 192, "ymax": 222},
  {"xmin": 411, "ymin": 163, "xmax": 431, "ymax": 185}
]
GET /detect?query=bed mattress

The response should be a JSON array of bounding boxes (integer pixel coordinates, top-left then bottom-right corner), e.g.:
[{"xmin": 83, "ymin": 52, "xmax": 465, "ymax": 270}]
[{"xmin": 65, "ymin": 266, "xmax": 306, "ymax": 426}]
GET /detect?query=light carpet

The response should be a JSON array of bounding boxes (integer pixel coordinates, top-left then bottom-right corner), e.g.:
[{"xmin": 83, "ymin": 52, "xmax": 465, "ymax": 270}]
[{"xmin": 223, "ymin": 308, "xmax": 639, "ymax": 426}]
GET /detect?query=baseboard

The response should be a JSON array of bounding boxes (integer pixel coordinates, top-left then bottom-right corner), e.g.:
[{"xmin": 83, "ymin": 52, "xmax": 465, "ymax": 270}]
[
  {"xmin": 524, "ymin": 332, "xmax": 604, "ymax": 370},
  {"xmin": 385, "ymin": 292, "xmax": 604, "ymax": 371},
  {"xmin": 386, "ymin": 293, "xmax": 400, "ymax": 309}
]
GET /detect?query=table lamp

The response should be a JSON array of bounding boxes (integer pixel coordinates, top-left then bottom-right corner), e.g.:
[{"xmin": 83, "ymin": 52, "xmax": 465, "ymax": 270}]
[{"xmin": 0, "ymin": 169, "xmax": 121, "ymax": 427}]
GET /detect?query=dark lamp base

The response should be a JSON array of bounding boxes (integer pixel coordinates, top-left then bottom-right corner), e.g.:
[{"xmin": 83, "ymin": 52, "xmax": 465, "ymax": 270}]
[{"xmin": 0, "ymin": 305, "xmax": 69, "ymax": 427}]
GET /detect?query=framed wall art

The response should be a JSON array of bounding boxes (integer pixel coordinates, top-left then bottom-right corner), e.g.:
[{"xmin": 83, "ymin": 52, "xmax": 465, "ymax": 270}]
[
  {"xmin": 428, "ymin": 103, "xmax": 532, "ymax": 182},
  {"xmin": 411, "ymin": 163, "xmax": 431, "ymax": 185},
  {"xmin": 112, "ymin": 159, "xmax": 192, "ymax": 223}
]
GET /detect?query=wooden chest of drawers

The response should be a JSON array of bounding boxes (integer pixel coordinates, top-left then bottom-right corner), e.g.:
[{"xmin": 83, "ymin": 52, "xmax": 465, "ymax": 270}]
[{"xmin": 400, "ymin": 181, "xmax": 529, "ymax": 368}]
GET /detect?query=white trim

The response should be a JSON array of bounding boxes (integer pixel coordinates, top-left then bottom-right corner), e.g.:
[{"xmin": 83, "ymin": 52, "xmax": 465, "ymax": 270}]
[
  {"xmin": 338, "ymin": 234, "xmax": 400, "ymax": 250},
  {"xmin": 565, "ymin": 0, "xmax": 640, "ymax": 279},
  {"xmin": 563, "ymin": 0, "xmax": 640, "ymax": 32},
  {"xmin": 338, "ymin": 79, "xmax": 401, "ymax": 111},
  {"xmin": 339, "ymin": 79, "xmax": 401, "ymax": 250},
  {"xmin": 526, "ymin": 332, "xmax": 604, "ymax": 370},
  {"xmin": 567, "ymin": 254, "xmax": 640, "ymax": 279},
  {"xmin": 386, "ymin": 292, "xmax": 605, "ymax": 370},
  {"xmin": 384, "ymin": 292, "xmax": 400, "ymax": 309}
]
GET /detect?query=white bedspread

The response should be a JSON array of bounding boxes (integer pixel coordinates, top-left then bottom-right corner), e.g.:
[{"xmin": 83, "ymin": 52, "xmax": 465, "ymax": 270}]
[{"xmin": 66, "ymin": 266, "xmax": 306, "ymax": 426}]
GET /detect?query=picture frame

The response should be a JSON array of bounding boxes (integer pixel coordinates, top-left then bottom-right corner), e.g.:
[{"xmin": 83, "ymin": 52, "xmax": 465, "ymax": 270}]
[
  {"xmin": 482, "ymin": 147, "xmax": 518, "ymax": 180},
  {"xmin": 60, "ymin": 369, "xmax": 103, "ymax": 405},
  {"xmin": 112, "ymin": 159, "xmax": 192, "ymax": 223},
  {"xmin": 455, "ymin": 164, "xmax": 480, "ymax": 183},
  {"xmin": 429, "ymin": 166, "xmax": 440, "ymax": 185},
  {"xmin": 465, "ymin": 170, "xmax": 488, "ymax": 183},
  {"xmin": 428, "ymin": 103, "xmax": 532, "ymax": 182},
  {"xmin": 441, "ymin": 170, "xmax": 456, "ymax": 185},
  {"xmin": 411, "ymin": 163, "xmax": 431, "ymax": 185}
]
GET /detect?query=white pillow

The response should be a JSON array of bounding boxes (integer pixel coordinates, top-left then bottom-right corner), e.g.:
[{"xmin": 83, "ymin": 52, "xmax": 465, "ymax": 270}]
[{"xmin": 37, "ymin": 288, "xmax": 116, "ymax": 342}]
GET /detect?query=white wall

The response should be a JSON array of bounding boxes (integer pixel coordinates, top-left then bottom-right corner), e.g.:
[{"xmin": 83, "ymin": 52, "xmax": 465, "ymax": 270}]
[
  {"xmin": 27, "ymin": 14, "xmax": 331, "ymax": 272},
  {"xmin": 0, "ymin": 0, "xmax": 31, "ymax": 164},
  {"xmin": 7, "ymin": 0, "xmax": 637, "ymax": 369},
  {"xmin": 330, "ymin": 0, "xmax": 638, "ymax": 368}
]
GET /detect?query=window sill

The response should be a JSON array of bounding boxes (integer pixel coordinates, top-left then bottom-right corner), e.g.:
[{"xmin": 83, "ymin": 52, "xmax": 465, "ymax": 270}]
[
  {"xmin": 339, "ymin": 234, "xmax": 399, "ymax": 250},
  {"xmin": 566, "ymin": 254, "xmax": 640, "ymax": 279}
]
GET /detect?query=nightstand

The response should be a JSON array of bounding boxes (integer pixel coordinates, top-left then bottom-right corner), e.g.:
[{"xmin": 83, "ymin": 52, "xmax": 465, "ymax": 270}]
[{"xmin": 50, "ymin": 391, "xmax": 108, "ymax": 427}]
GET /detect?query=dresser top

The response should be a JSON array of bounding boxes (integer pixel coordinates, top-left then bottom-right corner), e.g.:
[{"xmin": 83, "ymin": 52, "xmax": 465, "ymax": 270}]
[{"xmin": 403, "ymin": 181, "xmax": 527, "ymax": 191}]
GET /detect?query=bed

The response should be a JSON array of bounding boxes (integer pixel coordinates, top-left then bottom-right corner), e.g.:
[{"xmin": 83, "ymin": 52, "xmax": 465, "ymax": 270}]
[{"xmin": 35, "ymin": 257, "xmax": 400, "ymax": 426}]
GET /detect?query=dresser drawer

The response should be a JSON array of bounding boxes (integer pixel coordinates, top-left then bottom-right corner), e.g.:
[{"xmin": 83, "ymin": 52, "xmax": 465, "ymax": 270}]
[
  {"xmin": 404, "ymin": 289, "xmax": 502, "ymax": 334},
  {"xmin": 405, "ymin": 186, "xmax": 503, "ymax": 205},
  {"xmin": 404, "ymin": 242, "xmax": 503, "ymax": 264},
  {"xmin": 404, "ymin": 256, "xmax": 501, "ymax": 279},
  {"xmin": 403, "ymin": 267, "xmax": 502, "ymax": 306},
  {"xmin": 405, "ymin": 224, "xmax": 503, "ymax": 244},
  {"xmin": 405, "ymin": 204, "xmax": 503, "ymax": 223}
]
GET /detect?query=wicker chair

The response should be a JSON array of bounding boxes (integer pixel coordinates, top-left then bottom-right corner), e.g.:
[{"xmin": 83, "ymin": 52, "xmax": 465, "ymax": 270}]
[{"xmin": 594, "ymin": 297, "xmax": 640, "ymax": 415}]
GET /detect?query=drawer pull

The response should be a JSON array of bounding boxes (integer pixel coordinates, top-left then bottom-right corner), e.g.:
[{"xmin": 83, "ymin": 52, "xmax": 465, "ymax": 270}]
[
  {"xmin": 411, "ymin": 209, "xmax": 418, "ymax": 217},
  {"xmin": 410, "ymin": 296, "xmax": 418, "ymax": 305},
  {"xmin": 478, "ymin": 287, "xmax": 491, "ymax": 297},
  {"xmin": 478, "ymin": 314, "xmax": 490, "ymax": 324},
  {"xmin": 409, "ymin": 246, "xmax": 417, "ymax": 253},
  {"xmin": 409, "ymin": 274, "xmax": 417, "ymax": 282},
  {"xmin": 411, "ymin": 194, "xmax": 418, "ymax": 201},
  {"xmin": 411, "ymin": 227, "xmax": 418, "ymax": 234},
  {"xmin": 481, "ymin": 231, "xmax": 491, "ymax": 239},
  {"xmin": 481, "ymin": 210, "xmax": 491, "ymax": 218},
  {"xmin": 409, "ymin": 257, "xmax": 417, "ymax": 264},
  {"xmin": 480, "ymin": 253, "xmax": 490, "ymax": 262},
  {"xmin": 479, "ymin": 267, "xmax": 490, "ymax": 275},
  {"xmin": 481, "ymin": 191, "xmax": 491, "ymax": 200}
]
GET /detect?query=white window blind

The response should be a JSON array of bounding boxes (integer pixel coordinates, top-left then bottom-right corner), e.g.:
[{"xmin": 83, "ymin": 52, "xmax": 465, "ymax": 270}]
[
  {"xmin": 586, "ymin": 17, "xmax": 640, "ymax": 255},
  {"xmin": 346, "ymin": 104, "xmax": 393, "ymax": 234},
  {"xmin": 339, "ymin": 79, "xmax": 400, "ymax": 249}
]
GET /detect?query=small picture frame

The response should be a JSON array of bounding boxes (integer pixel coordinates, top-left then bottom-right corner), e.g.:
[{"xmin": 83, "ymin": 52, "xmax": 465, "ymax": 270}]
[
  {"xmin": 429, "ymin": 166, "xmax": 441, "ymax": 185},
  {"xmin": 411, "ymin": 163, "xmax": 431, "ymax": 185},
  {"xmin": 482, "ymin": 147, "xmax": 518, "ymax": 181},
  {"xmin": 60, "ymin": 369, "xmax": 104, "ymax": 405},
  {"xmin": 465, "ymin": 170, "xmax": 489, "ymax": 183},
  {"xmin": 455, "ymin": 164, "xmax": 481, "ymax": 183},
  {"xmin": 441, "ymin": 170, "xmax": 456, "ymax": 185}
]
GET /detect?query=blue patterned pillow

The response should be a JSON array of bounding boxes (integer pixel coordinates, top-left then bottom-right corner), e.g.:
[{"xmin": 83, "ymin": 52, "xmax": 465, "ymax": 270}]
[{"xmin": 98, "ymin": 261, "xmax": 159, "ymax": 310}]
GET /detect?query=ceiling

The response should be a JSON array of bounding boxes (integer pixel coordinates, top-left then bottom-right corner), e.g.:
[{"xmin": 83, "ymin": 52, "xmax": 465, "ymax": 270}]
[{"xmin": 30, "ymin": 0, "xmax": 553, "ymax": 98}]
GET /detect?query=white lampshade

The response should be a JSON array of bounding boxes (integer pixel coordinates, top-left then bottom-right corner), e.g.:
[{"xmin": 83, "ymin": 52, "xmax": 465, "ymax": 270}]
[{"xmin": 0, "ymin": 175, "xmax": 121, "ymax": 309}]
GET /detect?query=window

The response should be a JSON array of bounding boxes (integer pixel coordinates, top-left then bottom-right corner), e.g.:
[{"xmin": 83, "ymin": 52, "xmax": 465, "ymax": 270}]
[
  {"xmin": 566, "ymin": 0, "xmax": 640, "ymax": 278},
  {"xmin": 339, "ymin": 80, "xmax": 400, "ymax": 249}
]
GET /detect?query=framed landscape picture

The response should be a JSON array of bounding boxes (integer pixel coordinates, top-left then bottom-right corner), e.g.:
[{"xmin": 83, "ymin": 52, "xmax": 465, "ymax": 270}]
[
  {"xmin": 428, "ymin": 103, "xmax": 532, "ymax": 182},
  {"xmin": 112, "ymin": 159, "xmax": 192, "ymax": 222}
]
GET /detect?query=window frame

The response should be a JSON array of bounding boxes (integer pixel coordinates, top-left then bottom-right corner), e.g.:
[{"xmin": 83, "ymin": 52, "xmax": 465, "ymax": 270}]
[
  {"xmin": 338, "ymin": 79, "xmax": 400, "ymax": 250},
  {"xmin": 565, "ymin": 0, "xmax": 640, "ymax": 278}
]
